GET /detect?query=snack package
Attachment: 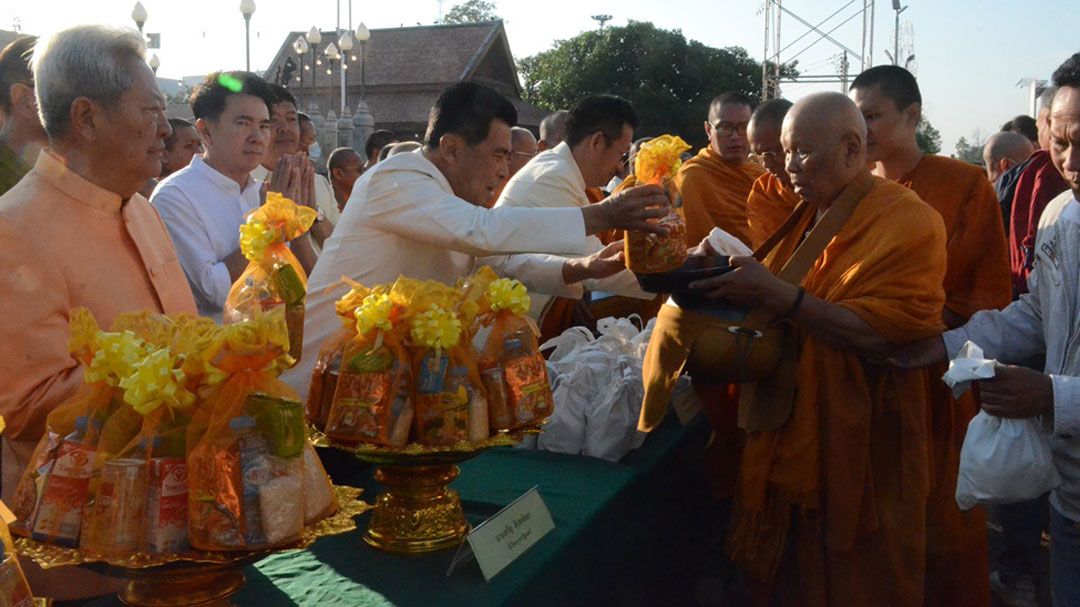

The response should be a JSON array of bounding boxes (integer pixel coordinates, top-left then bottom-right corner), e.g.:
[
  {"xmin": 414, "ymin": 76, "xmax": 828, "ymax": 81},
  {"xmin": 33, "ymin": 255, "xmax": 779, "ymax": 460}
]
[
  {"xmin": 0, "ymin": 418, "xmax": 34, "ymax": 607},
  {"xmin": 461, "ymin": 268, "xmax": 553, "ymax": 432},
  {"xmin": 320, "ymin": 287, "xmax": 414, "ymax": 447},
  {"xmin": 624, "ymin": 135, "xmax": 692, "ymax": 274},
  {"xmin": 223, "ymin": 193, "xmax": 317, "ymax": 365},
  {"xmin": 186, "ymin": 309, "xmax": 328, "ymax": 551}
]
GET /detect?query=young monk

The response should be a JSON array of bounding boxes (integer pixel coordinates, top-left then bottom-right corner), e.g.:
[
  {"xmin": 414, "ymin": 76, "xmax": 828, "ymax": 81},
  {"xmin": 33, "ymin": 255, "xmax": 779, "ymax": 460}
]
[
  {"xmin": 689, "ymin": 92, "xmax": 947, "ymax": 606},
  {"xmin": 850, "ymin": 65, "xmax": 1011, "ymax": 607},
  {"xmin": 677, "ymin": 91, "xmax": 765, "ymax": 246},
  {"xmin": 746, "ymin": 98, "xmax": 801, "ymax": 249}
]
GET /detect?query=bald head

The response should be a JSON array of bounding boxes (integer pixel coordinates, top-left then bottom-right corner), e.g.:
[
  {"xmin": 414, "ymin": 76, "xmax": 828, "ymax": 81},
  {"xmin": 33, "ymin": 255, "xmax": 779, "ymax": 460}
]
[
  {"xmin": 748, "ymin": 98, "xmax": 794, "ymax": 187},
  {"xmin": 538, "ymin": 110, "xmax": 568, "ymax": 151},
  {"xmin": 782, "ymin": 92, "xmax": 867, "ymax": 207},
  {"xmin": 983, "ymin": 131, "xmax": 1035, "ymax": 183},
  {"xmin": 509, "ymin": 126, "xmax": 538, "ymax": 176}
]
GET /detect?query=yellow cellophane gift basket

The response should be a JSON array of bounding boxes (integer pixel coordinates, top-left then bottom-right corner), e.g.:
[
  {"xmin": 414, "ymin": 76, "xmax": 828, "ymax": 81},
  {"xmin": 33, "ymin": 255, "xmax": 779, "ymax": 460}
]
[{"xmin": 624, "ymin": 135, "xmax": 692, "ymax": 274}]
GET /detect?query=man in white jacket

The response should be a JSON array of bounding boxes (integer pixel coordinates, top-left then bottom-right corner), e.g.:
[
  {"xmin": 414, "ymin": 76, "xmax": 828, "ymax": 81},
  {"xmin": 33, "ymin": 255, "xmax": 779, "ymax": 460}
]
[
  {"xmin": 894, "ymin": 53, "xmax": 1080, "ymax": 606},
  {"xmin": 495, "ymin": 94, "xmax": 654, "ymax": 327},
  {"xmin": 284, "ymin": 83, "xmax": 669, "ymax": 396}
]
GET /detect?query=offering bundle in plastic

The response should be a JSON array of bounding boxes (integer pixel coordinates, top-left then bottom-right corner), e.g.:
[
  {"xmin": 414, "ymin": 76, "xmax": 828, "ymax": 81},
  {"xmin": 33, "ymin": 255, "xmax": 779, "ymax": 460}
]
[
  {"xmin": 224, "ymin": 193, "xmax": 317, "ymax": 364},
  {"xmin": 11, "ymin": 307, "xmax": 337, "ymax": 558},
  {"xmin": 307, "ymin": 269, "xmax": 555, "ymax": 449},
  {"xmin": 0, "ymin": 418, "xmax": 34, "ymax": 607},
  {"xmin": 624, "ymin": 135, "xmax": 692, "ymax": 274}
]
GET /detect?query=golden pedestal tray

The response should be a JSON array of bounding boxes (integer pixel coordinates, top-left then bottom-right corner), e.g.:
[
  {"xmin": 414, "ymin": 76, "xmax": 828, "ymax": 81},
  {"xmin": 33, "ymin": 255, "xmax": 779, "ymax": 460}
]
[
  {"xmin": 311, "ymin": 429, "xmax": 539, "ymax": 555},
  {"xmin": 16, "ymin": 485, "xmax": 370, "ymax": 607}
]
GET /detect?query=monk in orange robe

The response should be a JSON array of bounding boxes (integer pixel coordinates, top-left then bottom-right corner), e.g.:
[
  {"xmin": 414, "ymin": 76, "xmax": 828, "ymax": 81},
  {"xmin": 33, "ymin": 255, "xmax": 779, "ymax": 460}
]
[
  {"xmin": 677, "ymin": 92, "xmax": 765, "ymax": 246},
  {"xmin": 851, "ymin": 65, "xmax": 1011, "ymax": 607},
  {"xmin": 688, "ymin": 92, "xmax": 947, "ymax": 606},
  {"xmin": 746, "ymin": 98, "xmax": 801, "ymax": 249}
]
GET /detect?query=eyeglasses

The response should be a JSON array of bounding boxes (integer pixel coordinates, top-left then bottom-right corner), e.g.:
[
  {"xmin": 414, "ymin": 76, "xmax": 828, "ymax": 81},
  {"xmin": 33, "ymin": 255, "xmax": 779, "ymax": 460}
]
[
  {"xmin": 711, "ymin": 122, "xmax": 749, "ymax": 139},
  {"xmin": 750, "ymin": 150, "xmax": 781, "ymax": 164},
  {"xmin": 512, "ymin": 150, "xmax": 536, "ymax": 159}
]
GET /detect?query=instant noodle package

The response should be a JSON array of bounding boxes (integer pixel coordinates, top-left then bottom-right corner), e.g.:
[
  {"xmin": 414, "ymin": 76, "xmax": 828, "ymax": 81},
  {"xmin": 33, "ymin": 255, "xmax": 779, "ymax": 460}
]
[
  {"xmin": 306, "ymin": 268, "xmax": 555, "ymax": 449},
  {"xmin": 12, "ymin": 307, "xmax": 337, "ymax": 557},
  {"xmin": 624, "ymin": 135, "xmax": 692, "ymax": 274}
]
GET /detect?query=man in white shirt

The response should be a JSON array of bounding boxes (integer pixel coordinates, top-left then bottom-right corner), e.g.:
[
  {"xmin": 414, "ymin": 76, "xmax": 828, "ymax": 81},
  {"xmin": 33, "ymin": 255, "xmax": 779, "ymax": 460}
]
[
  {"xmin": 496, "ymin": 94, "xmax": 653, "ymax": 325},
  {"xmin": 153, "ymin": 71, "xmax": 277, "ymax": 320},
  {"xmin": 284, "ymin": 82, "xmax": 669, "ymax": 395},
  {"xmin": 251, "ymin": 84, "xmax": 336, "ymax": 249}
]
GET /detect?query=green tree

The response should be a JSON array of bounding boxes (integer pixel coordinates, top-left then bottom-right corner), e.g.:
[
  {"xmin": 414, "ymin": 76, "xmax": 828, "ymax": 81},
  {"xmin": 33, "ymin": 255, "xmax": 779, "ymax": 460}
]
[
  {"xmin": 915, "ymin": 118, "xmax": 941, "ymax": 155},
  {"xmin": 443, "ymin": 0, "xmax": 498, "ymax": 24},
  {"xmin": 953, "ymin": 134, "xmax": 985, "ymax": 164},
  {"xmin": 518, "ymin": 21, "xmax": 796, "ymax": 148}
]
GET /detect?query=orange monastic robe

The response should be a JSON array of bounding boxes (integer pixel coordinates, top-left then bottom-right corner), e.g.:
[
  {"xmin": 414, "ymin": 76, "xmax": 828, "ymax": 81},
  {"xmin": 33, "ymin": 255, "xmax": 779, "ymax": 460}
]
[
  {"xmin": 899, "ymin": 155, "xmax": 1011, "ymax": 607},
  {"xmin": 746, "ymin": 173, "xmax": 801, "ymax": 250},
  {"xmin": 676, "ymin": 147, "xmax": 764, "ymax": 247},
  {"xmin": 729, "ymin": 176, "xmax": 947, "ymax": 607}
]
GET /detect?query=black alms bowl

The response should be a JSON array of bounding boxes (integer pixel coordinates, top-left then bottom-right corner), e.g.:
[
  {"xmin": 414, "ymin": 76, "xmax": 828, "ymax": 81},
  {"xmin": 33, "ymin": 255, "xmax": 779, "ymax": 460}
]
[{"xmin": 634, "ymin": 255, "xmax": 749, "ymax": 322}]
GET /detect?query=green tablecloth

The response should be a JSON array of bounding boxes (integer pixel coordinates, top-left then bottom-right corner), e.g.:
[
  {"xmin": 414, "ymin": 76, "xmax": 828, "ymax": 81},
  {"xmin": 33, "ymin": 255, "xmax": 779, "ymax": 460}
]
[{"xmin": 81, "ymin": 412, "xmax": 715, "ymax": 607}]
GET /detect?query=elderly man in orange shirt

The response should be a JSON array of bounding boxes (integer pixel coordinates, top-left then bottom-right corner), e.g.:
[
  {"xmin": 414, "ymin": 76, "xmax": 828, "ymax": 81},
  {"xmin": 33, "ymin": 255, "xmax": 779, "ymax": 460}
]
[{"xmin": 0, "ymin": 26, "xmax": 195, "ymax": 597}]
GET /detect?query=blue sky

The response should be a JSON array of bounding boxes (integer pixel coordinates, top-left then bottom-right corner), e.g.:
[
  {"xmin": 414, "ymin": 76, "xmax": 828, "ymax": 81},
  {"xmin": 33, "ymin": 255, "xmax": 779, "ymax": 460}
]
[{"xmin": 4, "ymin": 0, "xmax": 1078, "ymax": 154}]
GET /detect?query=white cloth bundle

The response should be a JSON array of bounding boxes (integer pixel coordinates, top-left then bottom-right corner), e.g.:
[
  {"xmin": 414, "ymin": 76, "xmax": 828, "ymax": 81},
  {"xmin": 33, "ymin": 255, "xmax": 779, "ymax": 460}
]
[
  {"xmin": 950, "ymin": 342, "xmax": 1061, "ymax": 510},
  {"xmin": 529, "ymin": 316, "xmax": 654, "ymax": 461}
]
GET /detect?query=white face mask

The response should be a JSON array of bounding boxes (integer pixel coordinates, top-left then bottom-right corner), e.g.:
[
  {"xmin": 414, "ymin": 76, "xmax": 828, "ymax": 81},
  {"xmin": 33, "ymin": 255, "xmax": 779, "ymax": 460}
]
[{"xmin": 308, "ymin": 141, "xmax": 322, "ymax": 163}]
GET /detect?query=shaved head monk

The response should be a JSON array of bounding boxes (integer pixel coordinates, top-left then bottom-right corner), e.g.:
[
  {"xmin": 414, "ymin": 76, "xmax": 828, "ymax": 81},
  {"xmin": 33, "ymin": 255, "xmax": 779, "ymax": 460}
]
[
  {"xmin": 689, "ymin": 92, "xmax": 947, "ymax": 606},
  {"xmin": 984, "ymin": 131, "xmax": 1036, "ymax": 184},
  {"xmin": 851, "ymin": 64, "xmax": 1011, "ymax": 607},
  {"xmin": 746, "ymin": 98, "xmax": 799, "ymax": 248},
  {"xmin": 537, "ymin": 109, "xmax": 568, "ymax": 152},
  {"xmin": 676, "ymin": 91, "xmax": 765, "ymax": 246}
]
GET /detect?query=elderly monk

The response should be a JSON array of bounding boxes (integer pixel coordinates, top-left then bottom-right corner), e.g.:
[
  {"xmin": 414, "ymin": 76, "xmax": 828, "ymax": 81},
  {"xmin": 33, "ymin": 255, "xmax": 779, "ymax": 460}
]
[
  {"xmin": 486, "ymin": 126, "xmax": 538, "ymax": 207},
  {"xmin": 537, "ymin": 109, "xmax": 569, "ymax": 152},
  {"xmin": 0, "ymin": 25, "xmax": 196, "ymax": 600},
  {"xmin": 677, "ymin": 91, "xmax": 765, "ymax": 246},
  {"xmin": 984, "ymin": 131, "xmax": 1036, "ymax": 185},
  {"xmin": 850, "ymin": 64, "xmax": 1010, "ymax": 607},
  {"xmin": 746, "ymin": 98, "xmax": 800, "ymax": 249},
  {"xmin": 687, "ymin": 92, "xmax": 946, "ymax": 606}
]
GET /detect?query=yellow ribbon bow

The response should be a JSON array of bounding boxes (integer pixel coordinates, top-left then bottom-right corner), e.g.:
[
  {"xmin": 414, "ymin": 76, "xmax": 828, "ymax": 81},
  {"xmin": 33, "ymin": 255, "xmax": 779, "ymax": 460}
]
[
  {"xmin": 355, "ymin": 292, "xmax": 394, "ymax": 336},
  {"xmin": 488, "ymin": 278, "xmax": 531, "ymax": 316},
  {"xmin": 119, "ymin": 348, "xmax": 195, "ymax": 415},
  {"xmin": 85, "ymin": 331, "xmax": 148, "ymax": 386},
  {"xmin": 411, "ymin": 305, "xmax": 462, "ymax": 350}
]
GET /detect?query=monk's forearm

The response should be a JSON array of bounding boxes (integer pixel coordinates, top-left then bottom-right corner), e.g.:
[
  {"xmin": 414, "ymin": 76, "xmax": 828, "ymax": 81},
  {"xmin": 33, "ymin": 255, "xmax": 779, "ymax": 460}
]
[{"xmin": 791, "ymin": 294, "xmax": 893, "ymax": 360}]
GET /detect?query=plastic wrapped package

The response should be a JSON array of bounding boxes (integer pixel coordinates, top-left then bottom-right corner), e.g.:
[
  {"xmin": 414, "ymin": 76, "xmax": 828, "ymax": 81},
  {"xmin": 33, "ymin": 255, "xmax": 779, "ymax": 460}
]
[
  {"xmin": 535, "ymin": 317, "xmax": 653, "ymax": 461},
  {"xmin": 624, "ymin": 135, "xmax": 692, "ymax": 275},
  {"xmin": 223, "ymin": 193, "xmax": 316, "ymax": 364},
  {"xmin": 0, "ymin": 417, "xmax": 33, "ymax": 607}
]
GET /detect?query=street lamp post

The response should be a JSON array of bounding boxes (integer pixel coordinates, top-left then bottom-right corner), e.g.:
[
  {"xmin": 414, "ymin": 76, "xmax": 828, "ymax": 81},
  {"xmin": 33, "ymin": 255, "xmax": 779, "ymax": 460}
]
[
  {"xmin": 292, "ymin": 36, "xmax": 309, "ymax": 91},
  {"xmin": 355, "ymin": 22, "xmax": 370, "ymax": 102},
  {"xmin": 131, "ymin": 2, "xmax": 147, "ymax": 34},
  {"xmin": 240, "ymin": 0, "xmax": 256, "ymax": 72},
  {"xmin": 149, "ymin": 53, "xmax": 160, "ymax": 74},
  {"xmin": 337, "ymin": 32, "xmax": 353, "ymax": 115},
  {"xmin": 306, "ymin": 27, "xmax": 322, "ymax": 109}
]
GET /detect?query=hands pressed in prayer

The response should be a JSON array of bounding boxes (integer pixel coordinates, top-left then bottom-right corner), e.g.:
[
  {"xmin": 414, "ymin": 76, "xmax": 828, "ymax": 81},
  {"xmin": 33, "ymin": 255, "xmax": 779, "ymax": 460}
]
[
  {"xmin": 582, "ymin": 184, "xmax": 671, "ymax": 236},
  {"xmin": 977, "ymin": 365, "xmax": 1054, "ymax": 418},
  {"xmin": 267, "ymin": 153, "xmax": 316, "ymax": 209},
  {"xmin": 562, "ymin": 240, "xmax": 627, "ymax": 284},
  {"xmin": 688, "ymin": 255, "xmax": 799, "ymax": 314}
]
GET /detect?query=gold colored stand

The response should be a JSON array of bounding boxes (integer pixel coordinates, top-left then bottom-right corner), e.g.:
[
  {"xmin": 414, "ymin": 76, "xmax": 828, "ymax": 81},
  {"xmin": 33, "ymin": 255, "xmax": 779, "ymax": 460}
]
[
  {"xmin": 17, "ymin": 486, "xmax": 370, "ymax": 607},
  {"xmin": 311, "ymin": 428, "xmax": 540, "ymax": 555}
]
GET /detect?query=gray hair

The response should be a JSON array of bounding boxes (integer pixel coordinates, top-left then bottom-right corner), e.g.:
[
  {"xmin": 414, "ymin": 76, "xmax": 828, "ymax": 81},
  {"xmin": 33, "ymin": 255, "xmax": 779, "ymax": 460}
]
[
  {"xmin": 1038, "ymin": 85, "xmax": 1058, "ymax": 111},
  {"xmin": 32, "ymin": 25, "xmax": 146, "ymax": 138}
]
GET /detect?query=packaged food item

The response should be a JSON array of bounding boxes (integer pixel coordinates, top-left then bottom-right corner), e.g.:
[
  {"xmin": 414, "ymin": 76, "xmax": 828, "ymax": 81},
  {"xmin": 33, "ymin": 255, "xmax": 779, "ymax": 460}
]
[
  {"xmin": 82, "ymin": 458, "xmax": 147, "ymax": 556},
  {"xmin": 9, "ymin": 431, "xmax": 60, "ymax": 537},
  {"xmin": 31, "ymin": 417, "xmax": 99, "ymax": 547},
  {"xmin": 415, "ymin": 360, "xmax": 471, "ymax": 446},
  {"xmin": 624, "ymin": 135, "xmax": 692, "ymax": 274},
  {"xmin": 223, "ymin": 193, "xmax": 317, "ymax": 365},
  {"xmin": 481, "ymin": 367, "xmax": 512, "ymax": 431},
  {"xmin": 145, "ymin": 457, "xmax": 189, "ymax": 553},
  {"xmin": 500, "ymin": 333, "xmax": 554, "ymax": 427},
  {"xmin": 301, "ymin": 444, "xmax": 337, "ymax": 524},
  {"xmin": 231, "ymin": 416, "xmax": 271, "ymax": 545},
  {"xmin": 248, "ymin": 394, "xmax": 306, "ymax": 459},
  {"xmin": 0, "ymin": 535, "xmax": 33, "ymax": 607},
  {"xmin": 305, "ymin": 331, "xmax": 348, "ymax": 432}
]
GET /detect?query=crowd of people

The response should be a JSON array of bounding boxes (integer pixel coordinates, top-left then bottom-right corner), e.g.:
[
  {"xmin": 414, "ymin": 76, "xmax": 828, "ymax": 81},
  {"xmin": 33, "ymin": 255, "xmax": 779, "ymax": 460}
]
[{"xmin": 0, "ymin": 22, "xmax": 1078, "ymax": 607}]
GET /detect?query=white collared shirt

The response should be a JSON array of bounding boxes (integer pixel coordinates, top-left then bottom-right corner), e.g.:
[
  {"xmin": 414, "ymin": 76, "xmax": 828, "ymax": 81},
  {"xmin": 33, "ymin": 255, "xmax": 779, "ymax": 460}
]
[
  {"xmin": 282, "ymin": 149, "xmax": 591, "ymax": 395},
  {"xmin": 495, "ymin": 142, "xmax": 651, "ymax": 321},
  {"xmin": 151, "ymin": 155, "xmax": 262, "ymax": 320}
]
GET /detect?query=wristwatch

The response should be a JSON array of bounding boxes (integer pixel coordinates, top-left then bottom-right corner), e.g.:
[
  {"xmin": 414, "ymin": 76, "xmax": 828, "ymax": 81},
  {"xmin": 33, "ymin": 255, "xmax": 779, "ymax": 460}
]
[{"xmin": 315, "ymin": 208, "xmax": 327, "ymax": 223}]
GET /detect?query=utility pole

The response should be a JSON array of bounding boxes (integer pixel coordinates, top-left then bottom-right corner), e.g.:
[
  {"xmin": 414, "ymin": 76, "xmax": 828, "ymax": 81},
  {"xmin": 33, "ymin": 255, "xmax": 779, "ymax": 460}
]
[
  {"xmin": 892, "ymin": 0, "xmax": 908, "ymax": 66},
  {"xmin": 840, "ymin": 51, "xmax": 849, "ymax": 92},
  {"xmin": 591, "ymin": 14, "xmax": 613, "ymax": 30}
]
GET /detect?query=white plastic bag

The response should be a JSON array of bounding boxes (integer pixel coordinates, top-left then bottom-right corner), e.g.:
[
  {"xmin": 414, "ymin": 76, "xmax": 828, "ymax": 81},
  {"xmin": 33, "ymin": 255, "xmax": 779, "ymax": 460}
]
[
  {"xmin": 533, "ymin": 316, "xmax": 653, "ymax": 461},
  {"xmin": 955, "ymin": 411, "xmax": 1060, "ymax": 510}
]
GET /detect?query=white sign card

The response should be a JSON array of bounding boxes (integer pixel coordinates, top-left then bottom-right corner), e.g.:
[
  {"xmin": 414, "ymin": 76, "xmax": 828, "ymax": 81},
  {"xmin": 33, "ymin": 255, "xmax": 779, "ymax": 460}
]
[
  {"xmin": 447, "ymin": 486, "xmax": 555, "ymax": 581},
  {"xmin": 671, "ymin": 377, "xmax": 702, "ymax": 426}
]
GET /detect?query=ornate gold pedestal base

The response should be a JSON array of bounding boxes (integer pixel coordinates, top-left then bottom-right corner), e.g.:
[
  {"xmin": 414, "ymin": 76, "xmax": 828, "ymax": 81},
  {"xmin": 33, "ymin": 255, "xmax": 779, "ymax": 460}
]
[
  {"xmin": 118, "ymin": 564, "xmax": 245, "ymax": 607},
  {"xmin": 364, "ymin": 464, "xmax": 471, "ymax": 553}
]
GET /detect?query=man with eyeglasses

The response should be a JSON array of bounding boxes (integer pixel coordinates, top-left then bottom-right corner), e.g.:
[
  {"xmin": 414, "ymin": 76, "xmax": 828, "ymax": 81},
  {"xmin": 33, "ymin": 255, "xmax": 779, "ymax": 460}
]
[
  {"xmin": 850, "ymin": 64, "xmax": 1011, "ymax": 607},
  {"xmin": 745, "ymin": 98, "xmax": 800, "ymax": 249},
  {"xmin": 0, "ymin": 36, "xmax": 47, "ymax": 196},
  {"xmin": 493, "ymin": 94, "xmax": 657, "ymax": 340},
  {"xmin": 676, "ymin": 91, "xmax": 765, "ymax": 247}
]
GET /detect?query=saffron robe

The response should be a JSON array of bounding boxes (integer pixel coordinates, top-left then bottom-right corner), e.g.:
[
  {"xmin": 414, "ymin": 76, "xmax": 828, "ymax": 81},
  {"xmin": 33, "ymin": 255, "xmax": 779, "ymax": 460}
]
[
  {"xmin": 746, "ymin": 173, "xmax": 801, "ymax": 250},
  {"xmin": 676, "ymin": 147, "xmax": 764, "ymax": 247}
]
